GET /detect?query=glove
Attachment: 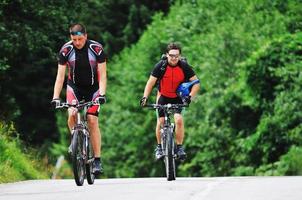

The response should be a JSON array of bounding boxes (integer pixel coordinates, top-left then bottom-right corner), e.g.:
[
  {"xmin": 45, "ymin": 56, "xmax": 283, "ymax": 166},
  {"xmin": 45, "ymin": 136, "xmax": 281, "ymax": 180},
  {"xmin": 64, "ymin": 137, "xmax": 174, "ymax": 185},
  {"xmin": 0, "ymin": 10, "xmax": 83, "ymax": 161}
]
[
  {"xmin": 96, "ymin": 95, "xmax": 106, "ymax": 104},
  {"xmin": 182, "ymin": 95, "xmax": 191, "ymax": 105},
  {"xmin": 51, "ymin": 98, "xmax": 61, "ymax": 109},
  {"xmin": 140, "ymin": 97, "xmax": 147, "ymax": 107}
]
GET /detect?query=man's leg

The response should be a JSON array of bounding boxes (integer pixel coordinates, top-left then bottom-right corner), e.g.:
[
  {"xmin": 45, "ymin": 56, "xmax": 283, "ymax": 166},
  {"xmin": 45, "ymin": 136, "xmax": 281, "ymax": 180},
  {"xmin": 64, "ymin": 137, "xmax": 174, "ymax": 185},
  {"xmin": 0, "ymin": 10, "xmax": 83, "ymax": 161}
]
[
  {"xmin": 156, "ymin": 117, "xmax": 164, "ymax": 144},
  {"xmin": 87, "ymin": 115, "xmax": 101, "ymax": 157},
  {"xmin": 67, "ymin": 108, "xmax": 77, "ymax": 153},
  {"xmin": 67, "ymin": 108, "xmax": 77, "ymax": 133},
  {"xmin": 174, "ymin": 113, "xmax": 186, "ymax": 160},
  {"xmin": 174, "ymin": 113, "xmax": 184, "ymax": 144},
  {"xmin": 155, "ymin": 117, "xmax": 164, "ymax": 160},
  {"xmin": 155, "ymin": 92, "xmax": 162, "ymax": 144},
  {"xmin": 87, "ymin": 114, "xmax": 103, "ymax": 174},
  {"xmin": 66, "ymin": 84, "xmax": 79, "ymax": 133}
]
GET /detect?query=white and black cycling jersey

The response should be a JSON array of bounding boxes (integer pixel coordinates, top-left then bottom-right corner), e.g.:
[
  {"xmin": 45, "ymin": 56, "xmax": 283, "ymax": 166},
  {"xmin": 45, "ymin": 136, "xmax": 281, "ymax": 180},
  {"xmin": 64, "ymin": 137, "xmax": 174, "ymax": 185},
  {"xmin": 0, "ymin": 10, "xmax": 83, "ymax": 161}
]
[{"xmin": 58, "ymin": 40, "xmax": 106, "ymax": 87}]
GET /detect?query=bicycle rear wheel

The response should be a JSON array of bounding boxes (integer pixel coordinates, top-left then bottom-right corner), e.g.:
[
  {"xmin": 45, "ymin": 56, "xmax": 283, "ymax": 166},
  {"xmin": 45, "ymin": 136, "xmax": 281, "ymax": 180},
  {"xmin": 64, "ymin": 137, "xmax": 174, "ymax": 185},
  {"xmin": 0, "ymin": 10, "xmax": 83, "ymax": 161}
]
[
  {"xmin": 85, "ymin": 136, "xmax": 95, "ymax": 184},
  {"xmin": 164, "ymin": 130, "xmax": 176, "ymax": 181},
  {"xmin": 71, "ymin": 130, "xmax": 85, "ymax": 186}
]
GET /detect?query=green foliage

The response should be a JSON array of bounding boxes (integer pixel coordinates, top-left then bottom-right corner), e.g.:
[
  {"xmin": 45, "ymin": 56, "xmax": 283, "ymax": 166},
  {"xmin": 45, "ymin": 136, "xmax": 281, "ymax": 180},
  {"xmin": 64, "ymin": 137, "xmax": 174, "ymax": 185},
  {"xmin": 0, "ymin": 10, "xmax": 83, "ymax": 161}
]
[
  {"xmin": 100, "ymin": 0, "xmax": 302, "ymax": 178},
  {"xmin": 1, "ymin": 0, "xmax": 301, "ymax": 179},
  {"xmin": 0, "ymin": 0, "xmax": 89, "ymax": 144},
  {"xmin": 276, "ymin": 146, "xmax": 302, "ymax": 175},
  {"xmin": 0, "ymin": 121, "xmax": 49, "ymax": 183},
  {"xmin": 79, "ymin": 0, "xmax": 170, "ymax": 55},
  {"xmin": 0, "ymin": 0, "xmax": 171, "ymax": 147},
  {"xmin": 237, "ymin": 32, "xmax": 302, "ymax": 171}
]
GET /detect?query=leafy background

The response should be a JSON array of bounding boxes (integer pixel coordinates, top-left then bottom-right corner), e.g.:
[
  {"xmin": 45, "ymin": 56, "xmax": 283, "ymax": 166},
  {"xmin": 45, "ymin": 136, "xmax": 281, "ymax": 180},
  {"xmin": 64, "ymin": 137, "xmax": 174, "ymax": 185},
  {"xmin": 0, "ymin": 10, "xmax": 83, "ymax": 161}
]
[{"xmin": 0, "ymin": 0, "xmax": 301, "ymax": 182}]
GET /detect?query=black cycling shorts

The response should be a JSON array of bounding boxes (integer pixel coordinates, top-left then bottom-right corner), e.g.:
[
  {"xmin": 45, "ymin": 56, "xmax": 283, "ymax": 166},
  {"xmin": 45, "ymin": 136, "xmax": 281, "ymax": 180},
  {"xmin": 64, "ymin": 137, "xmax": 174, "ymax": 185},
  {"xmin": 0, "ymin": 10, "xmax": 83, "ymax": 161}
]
[
  {"xmin": 157, "ymin": 95, "xmax": 183, "ymax": 117},
  {"xmin": 66, "ymin": 82, "xmax": 100, "ymax": 116}
]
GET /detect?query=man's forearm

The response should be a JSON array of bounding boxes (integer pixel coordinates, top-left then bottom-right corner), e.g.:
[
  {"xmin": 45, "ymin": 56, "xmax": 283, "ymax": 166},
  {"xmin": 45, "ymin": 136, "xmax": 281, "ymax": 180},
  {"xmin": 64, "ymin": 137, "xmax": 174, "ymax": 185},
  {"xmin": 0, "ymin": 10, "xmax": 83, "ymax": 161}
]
[
  {"xmin": 53, "ymin": 65, "xmax": 66, "ymax": 99},
  {"xmin": 143, "ymin": 76, "xmax": 157, "ymax": 98},
  {"xmin": 190, "ymin": 84, "xmax": 200, "ymax": 99}
]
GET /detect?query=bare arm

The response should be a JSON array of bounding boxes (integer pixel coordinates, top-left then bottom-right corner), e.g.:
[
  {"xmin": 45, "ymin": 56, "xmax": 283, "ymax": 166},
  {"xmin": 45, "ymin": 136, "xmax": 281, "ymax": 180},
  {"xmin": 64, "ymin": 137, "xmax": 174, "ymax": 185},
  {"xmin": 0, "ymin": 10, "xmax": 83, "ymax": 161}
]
[
  {"xmin": 98, "ymin": 62, "xmax": 107, "ymax": 95},
  {"xmin": 52, "ymin": 64, "xmax": 66, "ymax": 99},
  {"xmin": 189, "ymin": 75, "xmax": 200, "ymax": 99},
  {"xmin": 143, "ymin": 75, "xmax": 158, "ymax": 98}
]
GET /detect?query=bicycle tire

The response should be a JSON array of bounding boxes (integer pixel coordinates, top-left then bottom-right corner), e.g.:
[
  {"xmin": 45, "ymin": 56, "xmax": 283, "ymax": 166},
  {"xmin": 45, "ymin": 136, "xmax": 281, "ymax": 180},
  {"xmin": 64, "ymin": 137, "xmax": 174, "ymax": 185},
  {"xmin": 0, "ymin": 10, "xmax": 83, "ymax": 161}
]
[
  {"xmin": 71, "ymin": 130, "xmax": 85, "ymax": 186},
  {"xmin": 86, "ymin": 135, "xmax": 95, "ymax": 184},
  {"xmin": 164, "ymin": 129, "xmax": 176, "ymax": 181}
]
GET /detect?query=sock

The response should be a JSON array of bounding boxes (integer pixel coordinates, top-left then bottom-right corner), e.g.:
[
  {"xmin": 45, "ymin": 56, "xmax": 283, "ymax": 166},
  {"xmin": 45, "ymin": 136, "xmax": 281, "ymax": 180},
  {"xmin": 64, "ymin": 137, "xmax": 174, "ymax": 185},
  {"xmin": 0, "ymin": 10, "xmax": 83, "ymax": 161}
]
[{"xmin": 94, "ymin": 157, "xmax": 101, "ymax": 161}]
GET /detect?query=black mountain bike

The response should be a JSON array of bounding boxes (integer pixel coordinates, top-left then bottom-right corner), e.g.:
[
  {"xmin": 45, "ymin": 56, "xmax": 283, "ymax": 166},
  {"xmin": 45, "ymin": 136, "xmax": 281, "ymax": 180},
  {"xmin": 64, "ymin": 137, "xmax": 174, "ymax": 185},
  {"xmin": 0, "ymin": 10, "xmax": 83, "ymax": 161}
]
[
  {"xmin": 146, "ymin": 103, "xmax": 188, "ymax": 181},
  {"xmin": 56, "ymin": 100, "xmax": 98, "ymax": 186}
]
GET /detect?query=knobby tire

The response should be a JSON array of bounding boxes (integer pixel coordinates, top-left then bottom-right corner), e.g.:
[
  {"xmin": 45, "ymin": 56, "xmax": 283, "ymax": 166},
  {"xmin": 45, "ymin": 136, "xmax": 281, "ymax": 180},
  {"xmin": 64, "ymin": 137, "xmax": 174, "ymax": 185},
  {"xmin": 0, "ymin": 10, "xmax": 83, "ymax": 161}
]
[
  {"xmin": 164, "ymin": 129, "xmax": 176, "ymax": 181},
  {"xmin": 71, "ymin": 130, "xmax": 85, "ymax": 186}
]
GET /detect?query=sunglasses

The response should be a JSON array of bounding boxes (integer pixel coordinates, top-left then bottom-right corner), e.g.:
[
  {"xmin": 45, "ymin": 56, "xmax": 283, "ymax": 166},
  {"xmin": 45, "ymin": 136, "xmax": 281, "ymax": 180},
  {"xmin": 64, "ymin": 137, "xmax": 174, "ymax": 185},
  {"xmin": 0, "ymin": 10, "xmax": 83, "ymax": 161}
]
[
  {"xmin": 70, "ymin": 31, "xmax": 85, "ymax": 36},
  {"xmin": 168, "ymin": 54, "xmax": 180, "ymax": 59}
]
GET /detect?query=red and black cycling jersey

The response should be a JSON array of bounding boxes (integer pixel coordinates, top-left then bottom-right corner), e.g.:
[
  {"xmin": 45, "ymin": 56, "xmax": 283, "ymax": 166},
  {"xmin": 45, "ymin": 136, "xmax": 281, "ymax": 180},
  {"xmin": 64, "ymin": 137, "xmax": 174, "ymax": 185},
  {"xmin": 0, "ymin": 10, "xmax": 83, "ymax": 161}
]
[
  {"xmin": 151, "ymin": 60, "xmax": 195, "ymax": 98},
  {"xmin": 58, "ymin": 40, "xmax": 106, "ymax": 87}
]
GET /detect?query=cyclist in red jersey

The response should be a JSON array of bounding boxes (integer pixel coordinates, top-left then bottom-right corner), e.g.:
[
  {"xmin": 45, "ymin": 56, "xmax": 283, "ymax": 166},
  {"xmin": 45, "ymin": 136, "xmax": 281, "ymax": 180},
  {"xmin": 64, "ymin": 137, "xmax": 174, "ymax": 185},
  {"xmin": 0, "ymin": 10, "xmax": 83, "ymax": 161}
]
[
  {"xmin": 140, "ymin": 43, "xmax": 200, "ymax": 161},
  {"xmin": 51, "ymin": 23, "xmax": 107, "ymax": 174}
]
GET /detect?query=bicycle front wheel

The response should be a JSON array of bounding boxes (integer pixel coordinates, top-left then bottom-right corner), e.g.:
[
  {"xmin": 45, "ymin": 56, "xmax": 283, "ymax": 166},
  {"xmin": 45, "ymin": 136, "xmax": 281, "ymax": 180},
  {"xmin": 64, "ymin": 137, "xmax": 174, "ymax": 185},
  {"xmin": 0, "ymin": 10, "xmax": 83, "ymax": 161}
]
[
  {"xmin": 164, "ymin": 130, "xmax": 176, "ymax": 181},
  {"xmin": 71, "ymin": 130, "xmax": 85, "ymax": 186},
  {"xmin": 85, "ymin": 136, "xmax": 95, "ymax": 184}
]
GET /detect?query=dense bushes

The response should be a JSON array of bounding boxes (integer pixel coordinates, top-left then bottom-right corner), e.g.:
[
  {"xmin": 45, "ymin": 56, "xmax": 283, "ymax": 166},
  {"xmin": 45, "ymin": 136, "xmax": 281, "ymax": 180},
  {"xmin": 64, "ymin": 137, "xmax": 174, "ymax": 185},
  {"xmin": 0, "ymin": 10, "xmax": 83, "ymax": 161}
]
[{"xmin": 236, "ymin": 33, "xmax": 302, "ymax": 175}]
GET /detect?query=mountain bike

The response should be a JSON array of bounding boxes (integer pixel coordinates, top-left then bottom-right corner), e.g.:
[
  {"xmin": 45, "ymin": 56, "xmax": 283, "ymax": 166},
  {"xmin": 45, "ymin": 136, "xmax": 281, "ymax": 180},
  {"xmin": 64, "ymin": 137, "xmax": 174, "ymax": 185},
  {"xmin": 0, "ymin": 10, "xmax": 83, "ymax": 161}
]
[
  {"xmin": 145, "ymin": 103, "xmax": 188, "ymax": 181},
  {"xmin": 56, "ymin": 100, "xmax": 99, "ymax": 186}
]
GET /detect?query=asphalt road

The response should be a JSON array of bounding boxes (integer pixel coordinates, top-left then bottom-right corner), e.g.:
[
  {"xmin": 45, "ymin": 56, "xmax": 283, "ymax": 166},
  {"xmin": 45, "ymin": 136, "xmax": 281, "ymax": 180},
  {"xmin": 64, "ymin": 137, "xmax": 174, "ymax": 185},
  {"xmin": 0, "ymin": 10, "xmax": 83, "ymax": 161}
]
[{"xmin": 0, "ymin": 177, "xmax": 302, "ymax": 200}]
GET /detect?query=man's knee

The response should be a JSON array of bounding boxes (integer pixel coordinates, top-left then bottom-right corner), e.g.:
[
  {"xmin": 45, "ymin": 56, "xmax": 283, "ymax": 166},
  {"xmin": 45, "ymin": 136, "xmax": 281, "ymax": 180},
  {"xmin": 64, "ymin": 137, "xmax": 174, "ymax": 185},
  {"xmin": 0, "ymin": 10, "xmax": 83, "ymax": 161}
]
[
  {"xmin": 174, "ymin": 115, "xmax": 183, "ymax": 127},
  {"xmin": 157, "ymin": 117, "xmax": 165, "ymax": 126},
  {"xmin": 67, "ymin": 114, "xmax": 75, "ymax": 125},
  {"xmin": 87, "ymin": 115, "xmax": 99, "ymax": 127}
]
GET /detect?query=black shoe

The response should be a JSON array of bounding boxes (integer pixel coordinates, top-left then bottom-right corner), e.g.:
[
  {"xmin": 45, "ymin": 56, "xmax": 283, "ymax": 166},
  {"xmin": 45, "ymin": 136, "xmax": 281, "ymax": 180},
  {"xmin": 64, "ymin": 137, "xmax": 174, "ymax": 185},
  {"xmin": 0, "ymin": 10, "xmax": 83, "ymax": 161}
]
[
  {"xmin": 177, "ymin": 145, "xmax": 187, "ymax": 161},
  {"xmin": 93, "ymin": 158, "xmax": 104, "ymax": 175},
  {"xmin": 154, "ymin": 146, "xmax": 164, "ymax": 160}
]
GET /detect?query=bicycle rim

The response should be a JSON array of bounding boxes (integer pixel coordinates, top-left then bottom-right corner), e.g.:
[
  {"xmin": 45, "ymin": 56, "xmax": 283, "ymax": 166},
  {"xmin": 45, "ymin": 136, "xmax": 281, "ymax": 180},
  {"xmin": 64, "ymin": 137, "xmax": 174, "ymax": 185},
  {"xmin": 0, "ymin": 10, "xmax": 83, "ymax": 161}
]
[{"xmin": 71, "ymin": 130, "xmax": 85, "ymax": 186}]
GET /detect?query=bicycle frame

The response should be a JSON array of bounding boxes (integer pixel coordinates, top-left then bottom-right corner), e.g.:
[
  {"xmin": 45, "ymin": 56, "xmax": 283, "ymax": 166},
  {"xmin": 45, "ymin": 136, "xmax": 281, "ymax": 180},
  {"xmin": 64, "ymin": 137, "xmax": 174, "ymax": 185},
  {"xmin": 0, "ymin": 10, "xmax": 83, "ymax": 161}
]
[
  {"xmin": 56, "ymin": 100, "xmax": 99, "ymax": 186},
  {"xmin": 145, "ymin": 103, "xmax": 187, "ymax": 181}
]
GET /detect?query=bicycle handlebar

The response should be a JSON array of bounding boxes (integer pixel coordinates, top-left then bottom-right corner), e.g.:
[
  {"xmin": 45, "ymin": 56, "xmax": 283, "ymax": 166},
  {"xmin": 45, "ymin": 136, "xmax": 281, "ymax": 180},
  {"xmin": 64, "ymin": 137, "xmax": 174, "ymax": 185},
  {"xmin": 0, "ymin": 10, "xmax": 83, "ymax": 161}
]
[
  {"xmin": 144, "ymin": 103, "xmax": 188, "ymax": 110},
  {"xmin": 56, "ymin": 100, "xmax": 100, "ymax": 110}
]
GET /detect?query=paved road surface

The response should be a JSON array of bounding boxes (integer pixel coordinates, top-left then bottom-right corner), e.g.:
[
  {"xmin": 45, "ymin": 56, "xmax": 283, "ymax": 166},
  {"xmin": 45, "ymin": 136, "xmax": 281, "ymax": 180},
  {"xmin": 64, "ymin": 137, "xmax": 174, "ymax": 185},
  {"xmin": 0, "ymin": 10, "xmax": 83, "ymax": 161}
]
[{"xmin": 0, "ymin": 177, "xmax": 302, "ymax": 200}]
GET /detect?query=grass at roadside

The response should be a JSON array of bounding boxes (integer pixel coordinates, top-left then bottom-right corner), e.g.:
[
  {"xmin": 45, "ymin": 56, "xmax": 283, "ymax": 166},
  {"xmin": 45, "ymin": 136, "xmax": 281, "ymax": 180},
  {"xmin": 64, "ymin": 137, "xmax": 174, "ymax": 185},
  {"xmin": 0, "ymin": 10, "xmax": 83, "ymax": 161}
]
[{"xmin": 0, "ymin": 121, "xmax": 50, "ymax": 183}]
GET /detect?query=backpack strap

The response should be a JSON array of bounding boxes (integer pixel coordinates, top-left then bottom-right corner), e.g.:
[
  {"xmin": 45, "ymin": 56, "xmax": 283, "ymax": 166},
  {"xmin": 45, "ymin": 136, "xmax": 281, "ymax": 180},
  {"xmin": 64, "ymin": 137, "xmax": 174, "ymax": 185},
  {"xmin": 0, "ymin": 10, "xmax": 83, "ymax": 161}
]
[{"xmin": 158, "ymin": 56, "xmax": 168, "ymax": 80}]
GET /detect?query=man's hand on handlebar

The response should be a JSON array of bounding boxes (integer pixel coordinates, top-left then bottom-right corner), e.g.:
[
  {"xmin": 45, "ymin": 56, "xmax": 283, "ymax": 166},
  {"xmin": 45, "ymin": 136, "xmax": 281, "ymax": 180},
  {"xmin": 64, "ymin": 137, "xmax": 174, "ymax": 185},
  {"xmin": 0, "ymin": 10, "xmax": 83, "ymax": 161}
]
[
  {"xmin": 182, "ymin": 95, "xmax": 191, "ymax": 105},
  {"xmin": 95, "ymin": 95, "xmax": 106, "ymax": 105},
  {"xmin": 140, "ymin": 97, "xmax": 148, "ymax": 107},
  {"xmin": 51, "ymin": 98, "xmax": 61, "ymax": 109}
]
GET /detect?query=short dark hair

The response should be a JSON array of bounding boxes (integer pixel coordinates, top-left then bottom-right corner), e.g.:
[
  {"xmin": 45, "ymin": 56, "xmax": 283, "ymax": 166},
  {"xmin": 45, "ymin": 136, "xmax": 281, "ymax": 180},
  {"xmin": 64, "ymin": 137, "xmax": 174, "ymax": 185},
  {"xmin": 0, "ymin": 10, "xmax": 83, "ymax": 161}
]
[
  {"xmin": 69, "ymin": 23, "xmax": 86, "ymax": 34},
  {"xmin": 166, "ymin": 42, "xmax": 182, "ymax": 54}
]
